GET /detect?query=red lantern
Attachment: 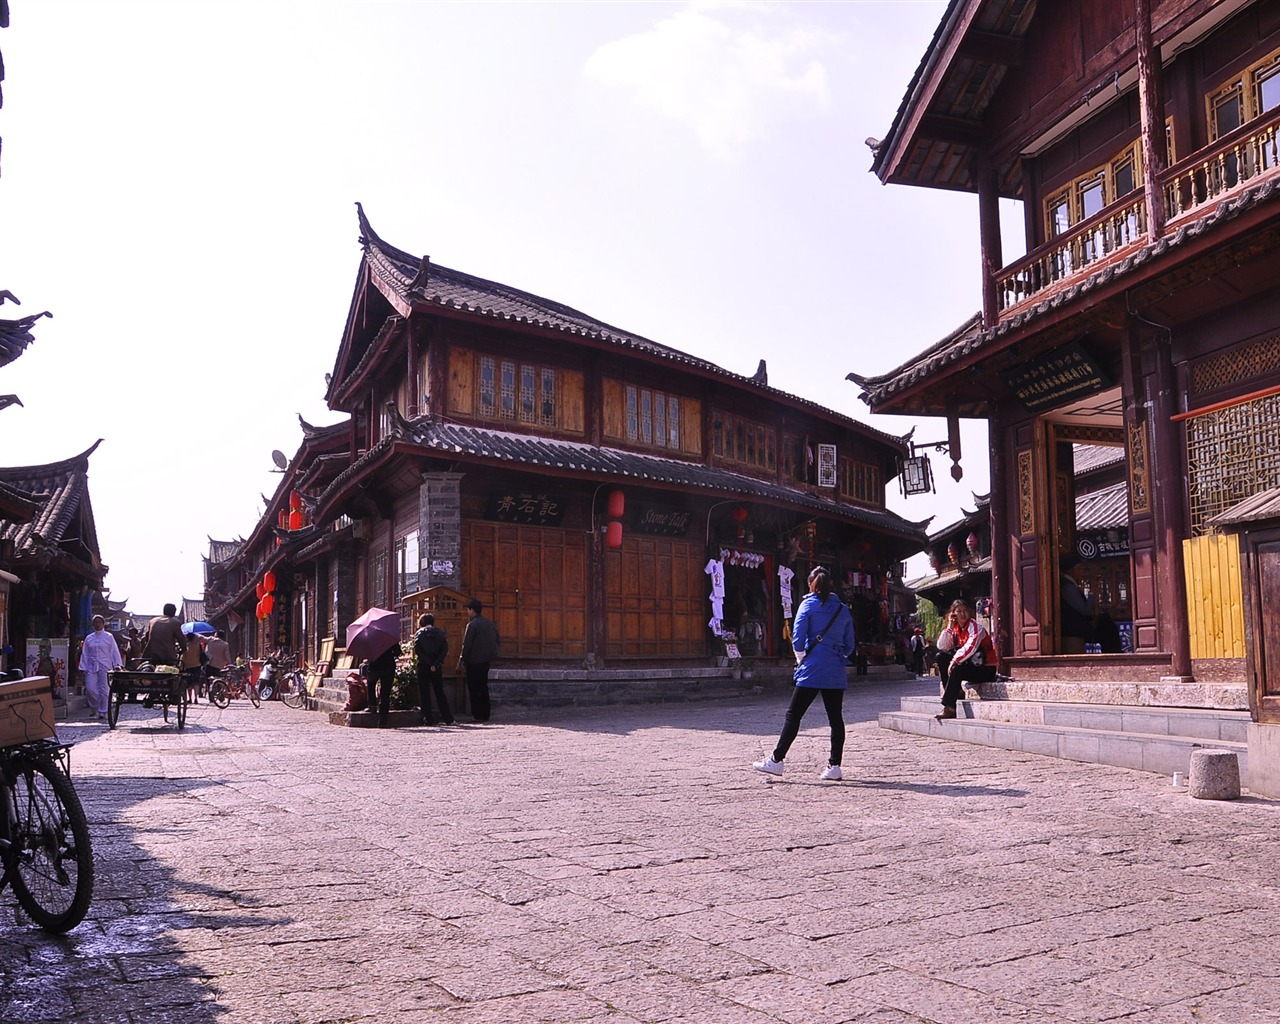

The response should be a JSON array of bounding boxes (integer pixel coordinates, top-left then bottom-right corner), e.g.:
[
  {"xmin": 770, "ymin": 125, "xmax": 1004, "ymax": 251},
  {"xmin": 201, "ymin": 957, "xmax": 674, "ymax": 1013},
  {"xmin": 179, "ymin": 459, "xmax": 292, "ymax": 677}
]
[
  {"xmin": 256, "ymin": 582, "xmax": 265, "ymax": 601},
  {"xmin": 731, "ymin": 504, "xmax": 748, "ymax": 522},
  {"xmin": 262, "ymin": 593, "xmax": 274, "ymax": 616},
  {"xmin": 290, "ymin": 490, "xmax": 302, "ymax": 510},
  {"xmin": 947, "ymin": 542, "xmax": 960, "ymax": 565},
  {"xmin": 607, "ymin": 489, "xmax": 625, "ymax": 519},
  {"xmin": 263, "ymin": 570, "xmax": 276, "ymax": 593},
  {"xmin": 967, "ymin": 531, "xmax": 980, "ymax": 556},
  {"xmin": 256, "ymin": 599, "xmax": 265, "ymax": 619},
  {"xmin": 289, "ymin": 509, "xmax": 303, "ymax": 530},
  {"xmin": 605, "ymin": 521, "xmax": 623, "ymax": 549}
]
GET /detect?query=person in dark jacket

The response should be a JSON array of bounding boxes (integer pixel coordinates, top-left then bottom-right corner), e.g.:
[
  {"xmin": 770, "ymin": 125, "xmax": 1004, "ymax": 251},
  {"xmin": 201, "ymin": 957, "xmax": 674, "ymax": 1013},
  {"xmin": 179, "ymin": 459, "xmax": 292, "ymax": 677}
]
[
  {"xmin": 458, "ymin": 599, "xmax": 499, "ymax": 723},
  {"xmin": 365, "ymin": 641, "xmax": 402, "ymax": 728},
  {"xmin": 412, "ymin": 614, "xmax": 454, "ymax": 726}
]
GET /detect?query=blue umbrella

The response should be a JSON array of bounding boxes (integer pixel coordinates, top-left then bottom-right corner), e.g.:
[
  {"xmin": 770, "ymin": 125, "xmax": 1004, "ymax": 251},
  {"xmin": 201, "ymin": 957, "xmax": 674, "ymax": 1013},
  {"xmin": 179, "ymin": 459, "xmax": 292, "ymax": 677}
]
[{"xmin": 182, "ymin": 621, "xmax": 215, "ymax": 636}]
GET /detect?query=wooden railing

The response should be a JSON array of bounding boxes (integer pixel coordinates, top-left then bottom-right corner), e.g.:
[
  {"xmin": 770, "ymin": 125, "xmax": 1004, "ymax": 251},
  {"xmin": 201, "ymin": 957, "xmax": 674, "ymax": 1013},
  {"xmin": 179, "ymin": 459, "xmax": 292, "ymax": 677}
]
[{"xmin": 995, "ymin": 105, "xmax": 1280, "ymax": 316}]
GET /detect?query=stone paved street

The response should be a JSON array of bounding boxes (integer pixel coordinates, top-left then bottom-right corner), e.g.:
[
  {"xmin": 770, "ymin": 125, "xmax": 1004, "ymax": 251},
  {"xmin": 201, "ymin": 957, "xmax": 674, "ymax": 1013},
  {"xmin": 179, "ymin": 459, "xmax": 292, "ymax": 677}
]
[{"xmin": 3, "ymin": 679, "xmax": 1280, "ymax": 1023}]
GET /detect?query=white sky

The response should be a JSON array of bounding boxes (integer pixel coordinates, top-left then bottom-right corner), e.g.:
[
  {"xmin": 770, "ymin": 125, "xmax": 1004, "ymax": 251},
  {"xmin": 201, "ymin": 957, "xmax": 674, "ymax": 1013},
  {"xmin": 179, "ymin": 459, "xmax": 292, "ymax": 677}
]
[{"xmin": 0, "ymin": 0, "xmax": 996, "ymax": 613}]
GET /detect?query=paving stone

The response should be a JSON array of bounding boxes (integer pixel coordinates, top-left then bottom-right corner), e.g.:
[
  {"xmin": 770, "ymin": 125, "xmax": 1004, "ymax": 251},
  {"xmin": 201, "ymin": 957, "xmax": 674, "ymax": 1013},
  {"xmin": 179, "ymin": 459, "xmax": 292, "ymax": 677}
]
[{"xmin": 3, "ymin": 680, "xmax": 1280, "ymax": 1023}]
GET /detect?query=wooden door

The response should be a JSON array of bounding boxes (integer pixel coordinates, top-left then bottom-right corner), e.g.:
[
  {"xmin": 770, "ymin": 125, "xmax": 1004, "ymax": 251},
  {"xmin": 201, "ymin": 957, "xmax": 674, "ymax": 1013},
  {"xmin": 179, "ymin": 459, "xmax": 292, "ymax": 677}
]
[
  {"xmin": 462, "ymin": 522, "xmax": 588, "ymax": 658},
  {"xmin": 1244, "ymin": 530, "xmax": 1280, "ymax": 724},
  {"xmin": 604, "ymin": 535, "xmax": 705, "ymax": 658}
]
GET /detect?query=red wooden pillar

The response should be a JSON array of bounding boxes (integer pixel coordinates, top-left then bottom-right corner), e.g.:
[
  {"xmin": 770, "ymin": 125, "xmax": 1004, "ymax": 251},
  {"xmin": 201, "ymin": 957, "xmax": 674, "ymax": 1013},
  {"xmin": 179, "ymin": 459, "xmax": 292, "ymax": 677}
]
[
  {"xmin": 976, "ymin": 152, "xmax": 1003, "ymax": 329},
  {"xmin": 1136, "ymin": 0, "xmax": 1167, "ymax": 242}
]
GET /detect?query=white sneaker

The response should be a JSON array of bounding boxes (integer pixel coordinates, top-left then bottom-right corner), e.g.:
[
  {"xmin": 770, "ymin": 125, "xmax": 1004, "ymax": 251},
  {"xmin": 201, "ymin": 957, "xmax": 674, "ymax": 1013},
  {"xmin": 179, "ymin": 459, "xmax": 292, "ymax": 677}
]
[
  {"xmin": 752, "ymin": 756, "xmax": 784, "ymax": 776},
  {"xmin": 820, "ymin": 764, "xmax": 843, "ymax": 781}
]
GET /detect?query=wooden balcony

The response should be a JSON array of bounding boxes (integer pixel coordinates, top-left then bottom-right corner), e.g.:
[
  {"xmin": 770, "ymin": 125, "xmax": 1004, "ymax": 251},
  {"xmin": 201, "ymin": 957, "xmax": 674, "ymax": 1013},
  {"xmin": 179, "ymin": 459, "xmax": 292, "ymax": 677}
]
[{"xmin": 995, "ymin": 106, "xmax": 1280, "ymax": 318}]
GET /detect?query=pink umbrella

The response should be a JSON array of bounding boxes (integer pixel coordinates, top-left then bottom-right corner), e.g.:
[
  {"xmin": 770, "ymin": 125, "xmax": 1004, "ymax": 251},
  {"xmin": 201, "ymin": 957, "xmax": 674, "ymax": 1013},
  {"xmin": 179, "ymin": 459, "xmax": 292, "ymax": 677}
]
[{"xmin": 345, "ymin": 607, "xmax": 401, "ymax": 662}]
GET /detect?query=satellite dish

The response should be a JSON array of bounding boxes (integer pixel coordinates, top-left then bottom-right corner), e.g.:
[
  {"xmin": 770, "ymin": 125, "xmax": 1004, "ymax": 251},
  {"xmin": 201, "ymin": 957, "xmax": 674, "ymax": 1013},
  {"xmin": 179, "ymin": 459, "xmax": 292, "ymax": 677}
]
[{"xmin": 271, "ymin": 450, "xmax": 288, "ymax": 470}]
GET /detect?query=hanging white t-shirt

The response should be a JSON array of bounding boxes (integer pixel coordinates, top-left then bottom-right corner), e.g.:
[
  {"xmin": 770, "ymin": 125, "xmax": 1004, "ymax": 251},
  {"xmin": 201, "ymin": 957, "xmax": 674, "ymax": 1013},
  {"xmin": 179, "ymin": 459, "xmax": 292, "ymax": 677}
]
[{"xmin": 778, "ymin": 565, "xmax": 795, "ymax": 618}]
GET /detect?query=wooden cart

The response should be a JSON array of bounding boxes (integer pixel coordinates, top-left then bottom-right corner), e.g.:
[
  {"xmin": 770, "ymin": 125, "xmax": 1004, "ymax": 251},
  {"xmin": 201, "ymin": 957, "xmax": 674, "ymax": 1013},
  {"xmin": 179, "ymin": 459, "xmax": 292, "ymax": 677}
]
[{"xmin": 106, "ymin": 670, "xmax": 189, "ymax": 730}]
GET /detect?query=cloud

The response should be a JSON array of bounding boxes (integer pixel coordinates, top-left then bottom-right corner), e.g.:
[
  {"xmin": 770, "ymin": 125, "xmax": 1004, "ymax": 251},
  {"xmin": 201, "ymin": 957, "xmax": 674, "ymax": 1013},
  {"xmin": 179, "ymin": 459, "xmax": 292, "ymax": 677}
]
[{"xmin": 583, "ymin": 2, "xmax": 832, "ymax": 161}]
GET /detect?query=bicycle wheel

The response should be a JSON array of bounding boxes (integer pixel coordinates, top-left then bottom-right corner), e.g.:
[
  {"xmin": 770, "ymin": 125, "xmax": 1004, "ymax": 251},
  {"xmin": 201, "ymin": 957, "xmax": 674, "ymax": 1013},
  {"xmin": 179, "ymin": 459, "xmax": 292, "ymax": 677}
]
[
  {"xmin": 208, "ymin": 680, "xmax": 231, "ymax": 709},
  {"xmin": 107, "ymin": 688, "xmax": 122, "ymax": 729},
  {"xmin": 6, "ymin": 753, "xmax": 94, "ymax": 932},
  {"xmin": 281, "ymin": 672, "xmax": 306, "ymax": 709},
  {"xmin": 248, "ymin": 683, "xmax": 261, "ymax": 709},
  {"xmin": 257, "ymin": 681, "xmax": 274, "ymax": 701},
  {"xmin": 177, "ymin": 690, "xmax": 188, "ymax": 729}
]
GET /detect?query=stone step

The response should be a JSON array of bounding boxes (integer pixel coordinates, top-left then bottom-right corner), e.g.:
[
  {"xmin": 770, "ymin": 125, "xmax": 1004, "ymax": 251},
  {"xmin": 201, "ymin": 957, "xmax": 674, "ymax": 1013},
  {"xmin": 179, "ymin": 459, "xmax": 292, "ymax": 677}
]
[
  {"xmin": 897, "ymin": 695, "xmax": 1249, "ymax": 743},
  {"xmin": 969, "ymin": 677, "xmax": 1247, "ymax": 711},
  {"xmin": 880, "ymin": 700, "xmax": 1250, "ymax": 786}
]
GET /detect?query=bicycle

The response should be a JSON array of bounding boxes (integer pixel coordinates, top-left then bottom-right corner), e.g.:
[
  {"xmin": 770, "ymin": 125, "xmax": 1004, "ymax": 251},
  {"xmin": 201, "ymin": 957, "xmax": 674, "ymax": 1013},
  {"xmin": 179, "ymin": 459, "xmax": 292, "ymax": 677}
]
[
  {"xmin": 0, "ymin": 739, "xmax": 94, "ymax": 932},
  {"xmin": 207, "ymin": 663, "xmax": 260, "ymax": 709},
  {"xmin": 275, "ymin": 663, "xmax": 308, "ymax": 709}
]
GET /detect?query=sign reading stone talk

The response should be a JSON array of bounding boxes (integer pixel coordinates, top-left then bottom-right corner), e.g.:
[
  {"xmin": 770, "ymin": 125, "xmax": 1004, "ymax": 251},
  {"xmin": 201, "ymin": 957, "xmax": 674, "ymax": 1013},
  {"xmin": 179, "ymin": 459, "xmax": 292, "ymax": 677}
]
[
  {"xmin": 485, "ymin": 492, "xmax": 567, "ymax": 526},
  {"xmin": 1004, "ymin": 342, "xmax": 1110, "ymax": 411},
  {"xmin": 633, "ymin": 503, "xmax": 693, "ymax": 537}
]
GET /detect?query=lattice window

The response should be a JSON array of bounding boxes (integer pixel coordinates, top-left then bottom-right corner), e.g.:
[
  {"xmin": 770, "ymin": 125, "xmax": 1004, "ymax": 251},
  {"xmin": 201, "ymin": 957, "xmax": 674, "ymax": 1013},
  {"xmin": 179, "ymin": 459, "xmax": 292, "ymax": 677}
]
[
  {"xmin": 1186, "ymin": 392, "xmax": 1280, "ymax": 534},
  {"xmin": 1190, "ymin": 334, "xmax": 1280, "ymax": 394},
  {"xmin": 500, "ymin": 360, "xmax": 516, "ymax": 420},
  {"xmin": 478, "ymin": 356, "xmax": 496, "ymax": 415}
]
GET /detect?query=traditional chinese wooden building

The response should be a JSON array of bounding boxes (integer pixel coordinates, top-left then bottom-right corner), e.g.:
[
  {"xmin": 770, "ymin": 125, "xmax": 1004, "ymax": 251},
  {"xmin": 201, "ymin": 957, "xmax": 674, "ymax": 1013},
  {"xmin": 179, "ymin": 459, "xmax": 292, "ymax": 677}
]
[
  {"xmin": 208, "ymin": 207, "xmax": 929, "ymax": 679},
  {"xmin": 849, "ymin": 0, "xmax": 1280, "ymax": 790}
]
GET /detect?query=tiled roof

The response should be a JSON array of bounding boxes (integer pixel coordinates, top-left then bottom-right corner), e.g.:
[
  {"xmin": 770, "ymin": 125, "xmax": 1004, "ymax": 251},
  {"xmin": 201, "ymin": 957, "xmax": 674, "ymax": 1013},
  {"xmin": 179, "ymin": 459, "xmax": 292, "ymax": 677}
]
[
  {"xmin": 1209, "ymin": 486, "xmax": 1280, "ymax": 528},
  {"xmin": 0, "ymin": 441, "xmax": 102, "ymax": 557},
  {"xmin": 353, "ymin": 205, "xmax": 908, "ymax": 452},
  {"xmin": 0, "ymin": 310, "xmax": 51, "ymax": 371},
  {"xmin": 1075, "ymin": 480, "xmax": 1128, "ymax": 531},
  {"xmin": 206, "ymin": 538, "xmax": 243, "ymax": 564},
  {"xmin": 925, "ymin": 492, "xmax": 989, "ymax": 545},
  {"xmin": 1073, "ymin": 444, "xmax": 1125, "ymax": 475},
  {"xmin": 323, "ymin": 419, "xmax": 929, "ymax": 543},
  {"xmin": 850, "ymin": 177, "xmax": 1280, "ymax": 409},
  {"xmin": 908, "ymin": 556, "xmax": 991, "ymax": 594},
  {"xmin": 182, "ymin": 598, "xmax": 207, "ymax": 623}
]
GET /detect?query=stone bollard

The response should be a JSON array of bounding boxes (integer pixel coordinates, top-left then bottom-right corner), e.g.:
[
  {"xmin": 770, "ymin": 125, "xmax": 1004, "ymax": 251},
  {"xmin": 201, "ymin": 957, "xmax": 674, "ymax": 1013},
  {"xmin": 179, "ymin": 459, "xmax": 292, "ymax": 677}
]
[{"xmin": 1188, "ymin": 749, "xmax": 1241, "ymax": 800}]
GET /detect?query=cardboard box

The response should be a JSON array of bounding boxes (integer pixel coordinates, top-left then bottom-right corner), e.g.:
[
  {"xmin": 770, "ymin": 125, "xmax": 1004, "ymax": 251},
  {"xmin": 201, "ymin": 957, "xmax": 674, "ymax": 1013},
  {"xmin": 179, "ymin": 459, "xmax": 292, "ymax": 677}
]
[{"xmin": 0, "ymin": 676, "xmax": 56, "ymax": 748}]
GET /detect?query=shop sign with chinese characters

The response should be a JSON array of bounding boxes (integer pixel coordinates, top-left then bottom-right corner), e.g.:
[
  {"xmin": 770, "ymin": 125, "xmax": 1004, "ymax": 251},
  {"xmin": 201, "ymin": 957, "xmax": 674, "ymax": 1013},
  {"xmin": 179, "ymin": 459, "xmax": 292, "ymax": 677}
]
[
  {"xmin": 485, "ymin": 492, "xmax": 567, "ymax": 526},
  {"xmin": 1003, "ymin": 342, "xmax": 1110, "ymax": 412}
]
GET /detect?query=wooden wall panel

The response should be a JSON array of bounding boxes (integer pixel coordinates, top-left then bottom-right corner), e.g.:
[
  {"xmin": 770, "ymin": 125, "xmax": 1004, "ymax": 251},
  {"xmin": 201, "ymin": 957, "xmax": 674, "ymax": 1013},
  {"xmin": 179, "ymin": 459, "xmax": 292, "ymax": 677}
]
[
  {"xmin": 559, "ymin": 369, "xmax": 585, "ymax": 434},
  {"xmin": 1183, "ymin": 534, "xmax": 1245, "ymax": 658},
  {"xmin": 604, "ymin": 536, "xmax": 705, "ymax": 658}
]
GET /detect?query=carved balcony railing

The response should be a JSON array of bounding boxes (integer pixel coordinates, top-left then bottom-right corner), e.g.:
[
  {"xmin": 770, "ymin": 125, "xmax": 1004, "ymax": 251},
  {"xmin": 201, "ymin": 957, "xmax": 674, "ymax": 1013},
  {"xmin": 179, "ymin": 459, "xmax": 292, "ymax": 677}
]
[
  {"xmin": 997, "ymin": 195, "xmax": 1147, "ymax": 313},
  {"xmin": 995, "ymin": 105, "xmax": 1280, "ymax": 317},
  {"xmin": 1163, "ymin": 104, "xmax": 1280, "ymax": 220}
]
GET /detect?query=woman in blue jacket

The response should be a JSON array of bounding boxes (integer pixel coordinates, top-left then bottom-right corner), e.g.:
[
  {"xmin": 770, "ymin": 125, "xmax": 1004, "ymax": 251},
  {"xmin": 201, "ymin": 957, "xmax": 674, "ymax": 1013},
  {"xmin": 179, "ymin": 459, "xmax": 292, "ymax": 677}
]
[{"xmin": 753, "ymin": 566, "xmax": 855, "ymax": 781}]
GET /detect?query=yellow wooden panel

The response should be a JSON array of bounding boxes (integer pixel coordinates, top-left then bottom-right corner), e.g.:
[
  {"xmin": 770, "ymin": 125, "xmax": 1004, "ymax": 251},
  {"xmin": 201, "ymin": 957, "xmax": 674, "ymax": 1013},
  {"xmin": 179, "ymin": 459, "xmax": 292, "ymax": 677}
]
[
  {"xmin": 447, "ymin": 347, "xmax": 473, "ymax": 416},
  {"xmin": 1183, "ymin": 534, "xmax": 1246, "ymax": 659}
]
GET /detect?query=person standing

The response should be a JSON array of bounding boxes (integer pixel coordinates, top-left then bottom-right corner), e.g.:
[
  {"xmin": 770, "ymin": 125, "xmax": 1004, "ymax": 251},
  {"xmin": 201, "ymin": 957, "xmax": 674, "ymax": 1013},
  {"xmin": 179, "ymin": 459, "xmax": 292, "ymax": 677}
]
[
  {"xmin": 142, "ymin": 604, "xmax": 186, "ymax": 667},
  {"xmin": 934, "ymin": 599, "xmax": 997, "ymax": 719},
  {"xmin": 412, "ymin": 613, "xmax": 454, "ymax": 726},
  {"xmin": 1059, "ymin": 554, "xmax": 1097, "ymax": 654},
  {"xmin": 204, "ymin": 630, "xmax": 231, "ymax": 679},
  {"xmin": 365, "ymin": 641, "xmax": 402, "ymax": 728},
  {"xmin": 458, "ymin": 598, "xmax": 499, "ymax": 723},
  {"xmin": 753, "ymin": 567, "xmax": 855, "ymax": 781},
  {"xmin": 79, "ymin": 615, "xmax": 123, "ymax": 720},
  {"xmin": 909, "ymin": 627, "xmax": 926, "ymax": 676},
  {"xmin": 179, "ymin": 631, "xmax": 205, "ymax": 704}
]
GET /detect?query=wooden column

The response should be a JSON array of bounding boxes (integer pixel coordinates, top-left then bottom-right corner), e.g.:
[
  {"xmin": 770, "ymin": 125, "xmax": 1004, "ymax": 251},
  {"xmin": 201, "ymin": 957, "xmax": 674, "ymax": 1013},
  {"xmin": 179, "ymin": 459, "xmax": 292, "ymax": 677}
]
[
  {"xmin": 1136, "ymin": 0, "xmax": 1167, "ymax": 241},
  {"xmin": 1150, "ymin": 333, "xmax": 1192, "ymax": 677},
  {"xmin": 988, "ymin": 405, "xmax": 1011, "ymax": 665},
  {"xmin": 976, "ymin": 152, "xmax": 1003, "ymax": 328}
]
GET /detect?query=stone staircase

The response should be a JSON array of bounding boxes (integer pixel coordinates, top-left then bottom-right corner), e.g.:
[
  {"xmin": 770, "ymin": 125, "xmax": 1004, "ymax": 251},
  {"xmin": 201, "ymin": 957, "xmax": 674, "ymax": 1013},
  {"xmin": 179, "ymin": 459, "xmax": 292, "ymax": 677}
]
[{"xmin": 880, "ymin": 680, "xmax": 1251, "ymax": 785}]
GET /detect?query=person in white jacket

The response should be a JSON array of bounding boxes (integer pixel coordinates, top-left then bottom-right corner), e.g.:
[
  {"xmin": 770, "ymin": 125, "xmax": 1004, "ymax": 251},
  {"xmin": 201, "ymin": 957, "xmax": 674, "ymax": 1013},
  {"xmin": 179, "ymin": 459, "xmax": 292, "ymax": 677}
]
[{"xmin": 79, "ymin": 615, "xmax": 123, "ymax": 720}]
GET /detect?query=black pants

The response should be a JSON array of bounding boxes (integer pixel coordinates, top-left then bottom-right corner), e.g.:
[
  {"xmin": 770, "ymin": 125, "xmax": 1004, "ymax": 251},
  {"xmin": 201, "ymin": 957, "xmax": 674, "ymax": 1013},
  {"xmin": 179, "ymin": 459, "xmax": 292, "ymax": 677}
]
[
  {"xmin": 464, "ymin": 661, "xmax": 491, "ymax": 722},
  {"xmin": 416, "ymin": 666, "xmax": 454, "ymax": 724},
  {"xmin": 772, "ymin": 686, "xmax": 845, "ymax": 766},
  {"xmin": 368, "ymin": 666, "xmax": 394, "ymax": 726},
  {"xmin": 936, "ymin": 651, "xmax": 997, "ymax": 708}
]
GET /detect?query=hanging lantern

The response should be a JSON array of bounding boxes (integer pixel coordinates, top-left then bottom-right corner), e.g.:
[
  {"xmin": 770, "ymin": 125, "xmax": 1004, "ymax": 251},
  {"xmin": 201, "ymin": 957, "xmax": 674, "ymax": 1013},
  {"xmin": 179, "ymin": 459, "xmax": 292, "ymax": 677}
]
[
  {"xmin": 256, "ymin": 582, "xmax": 265, "ymax": 601},
  {"xmin": 290, "ymin": 490, "xmax": 302, "ymax": 510},
  {"xmin": 605, "ymin": 520, "xmax": 623, "ymax": 549},
  {"xmin": 947, "ymin": 542, "xmax": 960, "ymax": 565},
  {"xmin": 967, "ymin": 531, "xmax": 980, "ymax": 556},
  {"xmin": 256, "ymin": 599, "xmax": 265, "ymax": 620},
  {"xmin": 607, "ymin": 489, "xmax": 625, "ymax": 519},
  {"xmin": 731, "ymin": 505, "xmax": 748, "ymax": 523},
  {"xmin": 263, "ymin": 570, "xmax": 276, "ymax": 593},
  {"xmin": 929, "ymin": 552, "xmax": 942, "ymax": 574},
  {"xmin": 289, "ymin": 509, "xmax": 304, "ymax": 530},
  {"xmin": 262, "ymin": 593, "xmax": 274, "ymax": 616}
]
